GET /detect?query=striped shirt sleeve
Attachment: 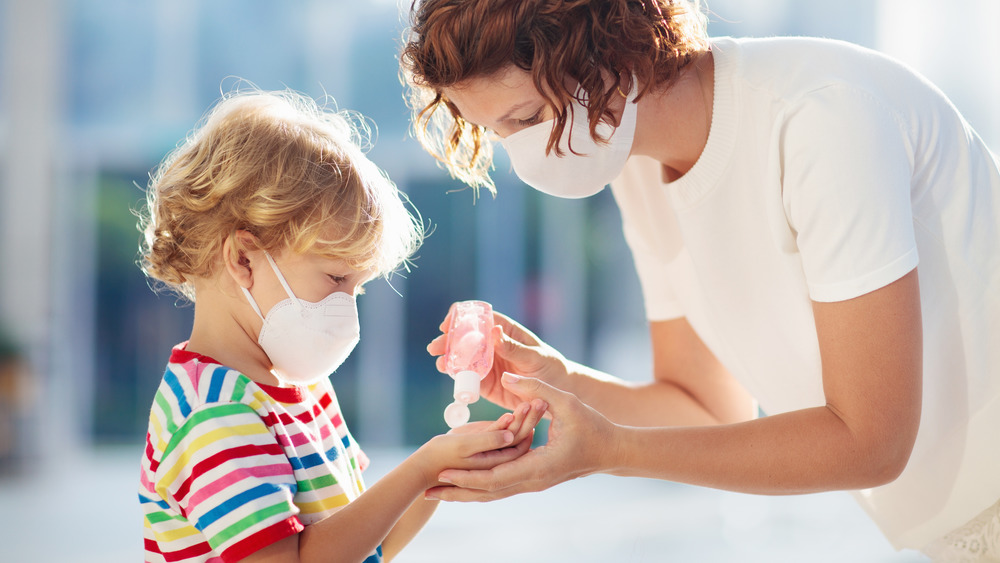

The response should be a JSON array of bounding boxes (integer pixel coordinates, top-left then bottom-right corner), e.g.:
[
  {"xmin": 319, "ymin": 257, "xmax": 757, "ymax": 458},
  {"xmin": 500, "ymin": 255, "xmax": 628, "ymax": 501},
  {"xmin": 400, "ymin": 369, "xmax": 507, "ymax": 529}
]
[{"xmin": 155, "ymin": 401, "xmax": 304, "ymax": 562}]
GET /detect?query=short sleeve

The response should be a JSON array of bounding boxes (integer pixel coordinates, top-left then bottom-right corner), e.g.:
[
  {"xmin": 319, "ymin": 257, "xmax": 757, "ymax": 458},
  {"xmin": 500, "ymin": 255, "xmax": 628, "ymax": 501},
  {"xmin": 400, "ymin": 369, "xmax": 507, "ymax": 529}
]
[
  {"xmin": 156, "ymin": 402, "xmax": 304, "ymax": 562},
  {"xmin": 780, "ymin": 84, "xmax": 919, "ymax": 302},
  {"xmin": 612, "ymin": 156, "xmax": 686, "ymax": 321},
  {"xmin": 620, "ymin": 217, "xmax": 685, "ymax": 320}
]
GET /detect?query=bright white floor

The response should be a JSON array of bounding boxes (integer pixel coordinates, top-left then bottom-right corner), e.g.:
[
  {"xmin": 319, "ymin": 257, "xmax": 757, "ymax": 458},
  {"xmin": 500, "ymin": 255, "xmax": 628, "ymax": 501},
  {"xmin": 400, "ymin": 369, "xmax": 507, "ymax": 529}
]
[{"xmin": 0, "ymin": 446, "xmax": 929, "ymax": 562}]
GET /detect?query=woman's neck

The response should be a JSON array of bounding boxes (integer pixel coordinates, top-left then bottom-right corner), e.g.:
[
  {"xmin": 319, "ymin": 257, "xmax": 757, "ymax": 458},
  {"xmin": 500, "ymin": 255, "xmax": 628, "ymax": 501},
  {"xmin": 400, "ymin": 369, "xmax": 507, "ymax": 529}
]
[{"xmin": 631, "ymin": 51, "xmax": 715, "ymax": 182}]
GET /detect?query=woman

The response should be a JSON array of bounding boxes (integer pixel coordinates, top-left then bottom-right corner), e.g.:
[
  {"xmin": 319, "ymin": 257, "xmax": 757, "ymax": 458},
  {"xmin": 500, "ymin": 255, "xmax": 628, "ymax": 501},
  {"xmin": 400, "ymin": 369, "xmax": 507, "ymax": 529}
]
[{"xmin": 400, "ymin": 0, "xmax": 1000, "ymax": 559}]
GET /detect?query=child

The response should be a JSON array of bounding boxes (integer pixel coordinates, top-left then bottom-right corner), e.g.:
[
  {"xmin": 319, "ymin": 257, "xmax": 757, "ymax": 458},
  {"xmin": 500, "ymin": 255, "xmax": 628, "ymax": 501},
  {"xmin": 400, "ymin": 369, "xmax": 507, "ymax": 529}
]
[{"xmin": 136, "ymin": 89, "xmax": 547, "ymax": 563}]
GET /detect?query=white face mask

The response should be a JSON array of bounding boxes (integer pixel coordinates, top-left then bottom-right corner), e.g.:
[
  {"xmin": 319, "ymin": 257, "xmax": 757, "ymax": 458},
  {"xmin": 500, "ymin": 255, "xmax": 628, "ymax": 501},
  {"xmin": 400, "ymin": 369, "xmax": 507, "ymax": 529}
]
[
  {"xmin": 241, "ymin": 252, "xmax": 360, "ymax": 386},
  {"xmin": 499, "ymin": 82, "xmax": 638, "ymax": 199}
]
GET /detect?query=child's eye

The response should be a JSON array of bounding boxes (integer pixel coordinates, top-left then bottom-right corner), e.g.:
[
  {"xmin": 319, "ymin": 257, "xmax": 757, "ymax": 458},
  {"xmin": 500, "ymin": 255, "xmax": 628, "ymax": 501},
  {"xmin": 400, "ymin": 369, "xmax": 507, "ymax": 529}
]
[{"xmin": 328, "ymin": 274, "xmax": 348, "ymax": 285}]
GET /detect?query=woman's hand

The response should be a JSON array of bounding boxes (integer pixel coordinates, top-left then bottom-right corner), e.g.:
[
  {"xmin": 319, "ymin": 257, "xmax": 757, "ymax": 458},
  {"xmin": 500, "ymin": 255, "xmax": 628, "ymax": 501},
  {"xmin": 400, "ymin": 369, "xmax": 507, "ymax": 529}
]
[
  {"xmin": 427, "ymin": 307, "xmax": 572, "ymax": 411},
  {"xmin": 425, "ymin": 373, "xmax": 618, "ymax": 502},
  {"xmin": 411, "ymin": 399, "xmax": 548, "ymax": 491}
]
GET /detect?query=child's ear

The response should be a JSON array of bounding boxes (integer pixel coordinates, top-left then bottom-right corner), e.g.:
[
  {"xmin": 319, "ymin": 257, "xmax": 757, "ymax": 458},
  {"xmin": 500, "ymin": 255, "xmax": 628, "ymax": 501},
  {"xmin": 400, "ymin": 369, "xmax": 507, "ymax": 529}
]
[{"xmin": 222, "ymin": 230, "xmax": 261, "ymax": 289}]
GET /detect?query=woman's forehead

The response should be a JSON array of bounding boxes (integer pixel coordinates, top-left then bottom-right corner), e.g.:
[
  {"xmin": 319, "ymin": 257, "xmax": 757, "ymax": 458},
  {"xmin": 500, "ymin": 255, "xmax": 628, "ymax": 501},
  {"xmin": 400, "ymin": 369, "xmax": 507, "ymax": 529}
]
[{"xmin": 443, "ymin": 67, "xmax": 542, "ymax": 125}]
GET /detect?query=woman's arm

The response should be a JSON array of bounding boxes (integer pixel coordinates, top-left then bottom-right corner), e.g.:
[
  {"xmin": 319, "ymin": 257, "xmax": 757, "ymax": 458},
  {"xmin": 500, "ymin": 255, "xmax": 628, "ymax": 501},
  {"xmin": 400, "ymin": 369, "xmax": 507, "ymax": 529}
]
[
  {"xmin": 429, "ymin": 269, "xmax": 922, "ymax": 500},
  {"xmin": 611, "ymin": 269, "xmax": 922, "ymax": 492},
  {"xmin": 565, "ymin": 317, "xmax": 757, "ymax": 426},
  {"xmin": 429, "ymin": 310, "xmax": 756, "ymax": 427}
]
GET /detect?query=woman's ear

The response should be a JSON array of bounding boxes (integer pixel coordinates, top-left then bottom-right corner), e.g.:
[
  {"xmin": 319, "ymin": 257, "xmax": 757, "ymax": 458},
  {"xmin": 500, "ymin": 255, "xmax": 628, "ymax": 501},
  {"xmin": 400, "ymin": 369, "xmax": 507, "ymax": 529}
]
[{"xmin": 222, "ymin": 230, "xmax": 261, "ymax": 289}]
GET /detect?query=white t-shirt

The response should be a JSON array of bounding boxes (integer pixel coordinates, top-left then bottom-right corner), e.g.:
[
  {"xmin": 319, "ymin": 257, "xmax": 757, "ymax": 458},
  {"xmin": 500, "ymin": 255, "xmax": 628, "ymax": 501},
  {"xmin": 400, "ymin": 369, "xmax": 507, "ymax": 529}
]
[{"xmin": 610, "ymin": 36, "xmax": 1000, "ymax": 550}]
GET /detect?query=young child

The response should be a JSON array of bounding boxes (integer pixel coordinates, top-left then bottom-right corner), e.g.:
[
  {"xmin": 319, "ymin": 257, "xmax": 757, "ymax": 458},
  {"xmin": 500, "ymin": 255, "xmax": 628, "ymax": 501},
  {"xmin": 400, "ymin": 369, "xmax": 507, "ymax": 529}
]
[{"xmin": 136, "ymin": 89, "xmax": 547, "ymax": 563}]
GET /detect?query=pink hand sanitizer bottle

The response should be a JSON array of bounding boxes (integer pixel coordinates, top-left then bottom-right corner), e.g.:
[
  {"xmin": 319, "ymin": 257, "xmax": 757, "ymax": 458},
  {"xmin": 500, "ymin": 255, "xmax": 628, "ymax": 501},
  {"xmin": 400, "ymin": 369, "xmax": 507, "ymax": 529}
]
[{"xmin": 443, "ymin": 300, "xmax": 494, "ymax": 429}]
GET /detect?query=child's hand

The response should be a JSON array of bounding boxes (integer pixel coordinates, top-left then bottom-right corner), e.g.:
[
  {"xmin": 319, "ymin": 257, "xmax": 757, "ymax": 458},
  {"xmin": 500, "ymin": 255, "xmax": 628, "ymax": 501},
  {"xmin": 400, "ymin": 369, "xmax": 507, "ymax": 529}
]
[
  {"xmin": 412, "ymin": 400, "xmax": 547, "ymax": 490},
  {"xmin": 498, "ymin": 398, "xmax": 547, "ymax": 448},
  {"xmin": 449, "ymin": 399, "xmax": 545, "ymax": 446}
]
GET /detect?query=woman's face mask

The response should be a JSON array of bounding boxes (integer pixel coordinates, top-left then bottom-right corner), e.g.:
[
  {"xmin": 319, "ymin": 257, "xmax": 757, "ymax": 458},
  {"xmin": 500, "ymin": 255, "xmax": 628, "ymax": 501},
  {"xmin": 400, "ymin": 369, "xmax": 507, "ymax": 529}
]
[
  {"xmin": 499, "ymin": 83, "xmax": 638, "ymax": 199},
  {"xmin": 241, "ymin": 252, "xmax": 360, "ymax": 386}
]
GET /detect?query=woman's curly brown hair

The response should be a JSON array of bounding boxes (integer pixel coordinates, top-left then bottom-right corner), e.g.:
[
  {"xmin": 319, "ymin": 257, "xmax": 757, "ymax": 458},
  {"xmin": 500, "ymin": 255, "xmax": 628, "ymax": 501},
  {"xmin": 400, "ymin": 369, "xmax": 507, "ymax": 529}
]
[
  {"xmin": 137, "ymin": 89, "xmax": 423, "ymax": 301},
  {"xmin": 400, "ymin": 0, "xmax": 708, "ymax": 193}
]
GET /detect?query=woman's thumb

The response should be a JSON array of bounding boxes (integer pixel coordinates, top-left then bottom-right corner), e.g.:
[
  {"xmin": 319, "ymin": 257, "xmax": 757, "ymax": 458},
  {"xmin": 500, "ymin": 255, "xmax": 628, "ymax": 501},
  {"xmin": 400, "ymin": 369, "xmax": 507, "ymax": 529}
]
[
  {"xmin": 500, "ymin": 372, "xmax": 564, "ymax": 406},
  {"xmin": 494, "ymin": 326, "xmax": 534, "ymax": 363}
]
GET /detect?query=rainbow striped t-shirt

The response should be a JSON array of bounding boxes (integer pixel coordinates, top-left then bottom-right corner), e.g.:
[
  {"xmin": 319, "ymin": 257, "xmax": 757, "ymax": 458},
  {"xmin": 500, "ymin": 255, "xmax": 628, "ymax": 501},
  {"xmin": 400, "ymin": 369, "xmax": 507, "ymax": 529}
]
[{"xmin": 139, "ymin": 343, "xmax": 381, "ymax": 562}]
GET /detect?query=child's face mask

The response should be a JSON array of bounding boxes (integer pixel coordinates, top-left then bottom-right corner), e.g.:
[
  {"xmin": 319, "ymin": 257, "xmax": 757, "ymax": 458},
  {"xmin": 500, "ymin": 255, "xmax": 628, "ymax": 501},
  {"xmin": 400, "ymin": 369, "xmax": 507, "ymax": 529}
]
[{"xmin": 241, "ymin": 252, "xmax": 360, "ymax": 386}]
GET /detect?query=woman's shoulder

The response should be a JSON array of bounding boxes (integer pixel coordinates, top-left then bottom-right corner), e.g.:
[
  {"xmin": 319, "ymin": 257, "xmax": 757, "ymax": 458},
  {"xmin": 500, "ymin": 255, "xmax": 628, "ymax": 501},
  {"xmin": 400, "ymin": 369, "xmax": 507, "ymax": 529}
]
[
  {"xmin": 714, "ymin": 36, "xmax": 923, "ymax": 93},
  {"xmin": 714, "ymin": 35, "xmax": 878, "ymax": 61}
]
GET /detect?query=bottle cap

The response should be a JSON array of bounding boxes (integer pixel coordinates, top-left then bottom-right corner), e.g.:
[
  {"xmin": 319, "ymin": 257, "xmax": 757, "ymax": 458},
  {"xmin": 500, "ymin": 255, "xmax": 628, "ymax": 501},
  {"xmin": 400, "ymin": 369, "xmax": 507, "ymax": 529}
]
[
  {"xmin": 453, "ymin": 370, "xmax": 481, "ymax": 404},
  {"xmin": 444, "ymin": 401, "xmax": 471, "ymax": 429}
]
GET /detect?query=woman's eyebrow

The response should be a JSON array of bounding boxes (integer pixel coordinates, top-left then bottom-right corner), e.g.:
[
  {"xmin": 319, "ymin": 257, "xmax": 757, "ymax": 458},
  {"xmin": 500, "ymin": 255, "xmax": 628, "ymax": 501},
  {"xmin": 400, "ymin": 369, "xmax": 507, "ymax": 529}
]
[{"xmin": 497, "ymin": 101, "xmax": 535, "ymax": 124}]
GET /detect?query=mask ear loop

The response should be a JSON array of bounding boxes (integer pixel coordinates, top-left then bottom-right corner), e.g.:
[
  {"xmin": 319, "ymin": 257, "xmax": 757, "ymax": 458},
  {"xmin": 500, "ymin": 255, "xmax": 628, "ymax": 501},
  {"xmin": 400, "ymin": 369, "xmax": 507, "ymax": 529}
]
[
  {"xmin": 240, "ymin": 252, "xmax": 305, "ymax": 320},
  {"xmin": 241, "ymin": 287, "xmax": 266, "ymax": 321},
  {"xmin": 263, "ymin": 252, "xmax": 305, "ymax": 312}
]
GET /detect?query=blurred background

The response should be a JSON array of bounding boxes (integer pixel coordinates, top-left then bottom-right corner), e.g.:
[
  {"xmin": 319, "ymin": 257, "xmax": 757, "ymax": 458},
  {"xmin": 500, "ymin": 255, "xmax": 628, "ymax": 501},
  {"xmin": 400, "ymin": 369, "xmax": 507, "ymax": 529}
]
[{"xmin": 0, "ymin": 0, "xmax": 996, "ymax": 561}]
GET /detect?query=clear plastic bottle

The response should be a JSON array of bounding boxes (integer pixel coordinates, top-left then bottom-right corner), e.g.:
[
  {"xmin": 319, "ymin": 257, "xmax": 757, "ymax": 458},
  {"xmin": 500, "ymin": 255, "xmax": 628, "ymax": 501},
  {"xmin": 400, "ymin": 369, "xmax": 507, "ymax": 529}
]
[{"xmin": 442, "ymin": 300, "xmax": 494, "ymax": 429}]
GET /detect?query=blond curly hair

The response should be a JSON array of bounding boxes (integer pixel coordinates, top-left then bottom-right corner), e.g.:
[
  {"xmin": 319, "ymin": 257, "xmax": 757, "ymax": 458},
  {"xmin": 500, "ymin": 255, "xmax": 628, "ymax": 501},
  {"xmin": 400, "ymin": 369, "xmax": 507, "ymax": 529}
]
[
  {"xmin": 137, "ymin": 89, "xmax": 423, "ymax": 301},
  {"xmin": 400, "ymin": 0, "xmax": 708, "ymax": 193}
]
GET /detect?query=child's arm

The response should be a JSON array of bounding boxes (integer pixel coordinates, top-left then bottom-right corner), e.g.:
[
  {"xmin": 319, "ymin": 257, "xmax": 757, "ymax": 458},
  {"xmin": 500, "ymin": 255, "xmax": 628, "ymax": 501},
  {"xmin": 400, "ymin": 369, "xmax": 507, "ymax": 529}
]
[
  {"xmin": 241, "ymin": 401, "xmax": 545, "ymax": 563},
  {"xmin": 381, "ymin": 399, "xmax": 547, "ymax": 560}
]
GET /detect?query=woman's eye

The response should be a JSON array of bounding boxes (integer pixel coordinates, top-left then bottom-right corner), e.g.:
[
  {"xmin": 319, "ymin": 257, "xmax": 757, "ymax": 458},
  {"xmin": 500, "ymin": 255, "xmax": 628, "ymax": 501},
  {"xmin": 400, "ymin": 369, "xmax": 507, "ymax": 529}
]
[{"xmin": 516, "ymin": 110, "xmax": 542, "ymax": 127}]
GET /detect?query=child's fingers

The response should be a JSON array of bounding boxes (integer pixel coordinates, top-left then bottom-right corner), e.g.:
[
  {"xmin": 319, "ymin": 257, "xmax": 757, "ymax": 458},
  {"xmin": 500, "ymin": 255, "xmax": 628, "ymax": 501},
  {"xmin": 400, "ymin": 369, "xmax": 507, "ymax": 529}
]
[
  {"xmin": 458, "ymin": 429, "xmax": 514, "ymax": 457},
  {"xmin": 446, "ymin": 420, "xmax": 495, "ymax": 435},
  {"xmin": 462, "ymin": 433, "xmax": 532, "ymax": 470},
  {"xmin": 486, "ymin": 412, "xmax": 515, "ymax": 432},
  {"xmin": 511, "ymin": 399, "xmax": 547, "ymax": 445},
  {"xmin": 504, "ymin": 402, "xmax": 531, "ymax": 437}
]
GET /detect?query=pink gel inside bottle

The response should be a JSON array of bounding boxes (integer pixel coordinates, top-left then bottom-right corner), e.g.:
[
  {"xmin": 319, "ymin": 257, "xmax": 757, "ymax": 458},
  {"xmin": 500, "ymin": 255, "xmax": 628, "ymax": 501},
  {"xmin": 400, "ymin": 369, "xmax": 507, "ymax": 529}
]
[{"xmin": 443, "ymin": 300, "xmax": 494, "ymax": 428}]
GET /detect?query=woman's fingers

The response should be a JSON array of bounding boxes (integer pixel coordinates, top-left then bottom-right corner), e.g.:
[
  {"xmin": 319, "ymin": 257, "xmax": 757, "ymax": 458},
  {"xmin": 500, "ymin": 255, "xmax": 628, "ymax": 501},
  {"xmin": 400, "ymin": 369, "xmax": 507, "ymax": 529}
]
[
  {"xmin": 493, "ymin": 326, "xmax": 545, "ymax": 370},
  {"xmin": 427, "ymin": 333, "xmax": 447, "ymax": 356},
  {"xmin": 428, "ymin": 449, "xmax": 550, "ymax": 501},
  {"xmin": 498, "ymin": 372, "xmax": 573, "ymax": 410},
  {"xmin": 429, "ymin": 374, "xmax": 609, "ymax": 502},
  {"xmin": 492, "ymin": 310, "xmax": 543, "ymax": 347},
  {"xmin": 438, "ymin": 304, "xmax": 456, "ymax": 332}
]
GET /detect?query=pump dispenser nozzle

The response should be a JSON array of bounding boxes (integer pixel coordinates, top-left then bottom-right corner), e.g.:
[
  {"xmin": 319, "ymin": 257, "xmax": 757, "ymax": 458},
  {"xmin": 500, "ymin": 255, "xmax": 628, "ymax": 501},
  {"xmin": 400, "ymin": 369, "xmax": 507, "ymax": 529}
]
[{"xmin": 443, "ymin": 301, "xmax": 494, "ymax": 429}]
